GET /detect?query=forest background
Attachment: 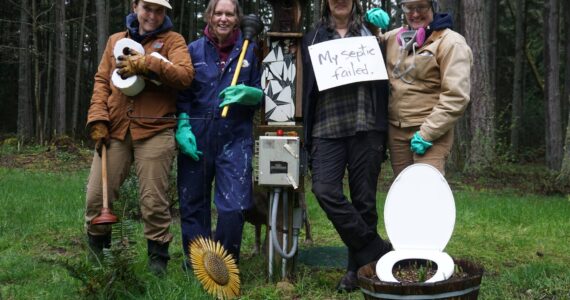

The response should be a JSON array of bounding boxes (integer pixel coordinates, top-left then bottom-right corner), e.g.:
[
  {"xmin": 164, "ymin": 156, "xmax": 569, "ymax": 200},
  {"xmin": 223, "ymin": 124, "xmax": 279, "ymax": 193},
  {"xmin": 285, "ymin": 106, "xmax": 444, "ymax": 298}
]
[
  {"xmin": 0, "ymin": 0, "xmax": 569, "ymax": 183},
  {"xmin": 1, "ymin": 1, "xmax": 570, "ymax": 299}
]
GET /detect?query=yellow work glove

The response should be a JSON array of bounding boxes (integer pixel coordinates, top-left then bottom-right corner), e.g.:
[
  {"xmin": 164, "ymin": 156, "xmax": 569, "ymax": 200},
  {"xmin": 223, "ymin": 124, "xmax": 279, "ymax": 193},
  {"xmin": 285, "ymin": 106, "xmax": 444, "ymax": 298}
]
[
  {"xmin": 89, "ymin": 121, "xmax": 110, "ymax": 157},
  {"xmin": 116, "ymin": 47, "xmax": 148, "ymax": 78}
]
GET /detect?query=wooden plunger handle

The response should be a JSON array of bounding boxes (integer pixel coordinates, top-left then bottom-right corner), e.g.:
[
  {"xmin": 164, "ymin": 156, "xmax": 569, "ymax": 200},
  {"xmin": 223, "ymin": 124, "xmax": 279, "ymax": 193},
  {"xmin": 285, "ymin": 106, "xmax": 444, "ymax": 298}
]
[
  {"xmin": 221, "ymin": 39, "xmax": 251, "ymax": 118},
  {"xmin": 101, "ymin": 144, "xmax": 109, "ymax": 210}
]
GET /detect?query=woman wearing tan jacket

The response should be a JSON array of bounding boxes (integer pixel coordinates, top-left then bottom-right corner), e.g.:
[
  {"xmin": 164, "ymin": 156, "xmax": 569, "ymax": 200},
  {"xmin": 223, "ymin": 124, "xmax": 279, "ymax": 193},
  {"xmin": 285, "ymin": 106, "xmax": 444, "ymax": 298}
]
[
  {"xmin": 367, "ymin": 0, "xmax": 472, "ymax": 176},
  {"xmin": 85, "ymin": 0, "xmax": 194, "ymax": 276}
]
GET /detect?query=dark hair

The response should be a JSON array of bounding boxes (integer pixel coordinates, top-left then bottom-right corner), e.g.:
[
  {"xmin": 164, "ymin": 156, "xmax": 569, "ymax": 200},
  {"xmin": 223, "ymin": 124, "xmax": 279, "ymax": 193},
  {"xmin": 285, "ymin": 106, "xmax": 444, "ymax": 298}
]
[
  {"xmin": 319, "ymin": 0, "xmax": 364, "ymax": 36},
  {"xmin": 204, "ymin": 0, "xmax": 243, "ymax": 27}
]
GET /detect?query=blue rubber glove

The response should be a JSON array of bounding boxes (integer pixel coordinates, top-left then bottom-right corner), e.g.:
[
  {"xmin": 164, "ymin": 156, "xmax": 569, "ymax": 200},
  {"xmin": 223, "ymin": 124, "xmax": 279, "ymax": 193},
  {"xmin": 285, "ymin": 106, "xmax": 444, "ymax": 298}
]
[
  {"xmin": 175, "ymin": 113, "xmax": 202, "ymax": 161},
  {"xmin": 218, "ymin": 84, "xmax": 263, "ymax": 108},
  {"xmin": 410, "ymin": 131, "xmax": 433, "ymax": 155},
  {"xmin": 365, "ymin": 8, "xmax": 390, "ymax": 30}
]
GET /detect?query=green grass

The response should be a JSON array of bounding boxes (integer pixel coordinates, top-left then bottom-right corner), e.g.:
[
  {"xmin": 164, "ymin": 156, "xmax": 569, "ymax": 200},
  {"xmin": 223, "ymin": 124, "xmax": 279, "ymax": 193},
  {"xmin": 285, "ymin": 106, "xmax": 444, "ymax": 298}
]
[{"xmin": 1, "ymin": 167, "xmax": 570, "ymax": 299}]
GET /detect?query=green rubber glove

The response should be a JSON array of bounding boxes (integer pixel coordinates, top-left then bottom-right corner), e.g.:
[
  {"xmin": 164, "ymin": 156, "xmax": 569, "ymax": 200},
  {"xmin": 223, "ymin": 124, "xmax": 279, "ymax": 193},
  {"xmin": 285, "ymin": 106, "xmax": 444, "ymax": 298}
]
[
  {"xmin": 410, "ymin": 131, "xmax": 433, "ymax": 155},
  {"xmin": 365, "ymin": 8, "xmax": 390, "ymax": 30},
  {"xmin": 175, "ymin": 113, "xmax": 202, "ymax": 161},
  {"xmin": 218, "ymin": 84, "xmax": 263, "ymax": 108}
]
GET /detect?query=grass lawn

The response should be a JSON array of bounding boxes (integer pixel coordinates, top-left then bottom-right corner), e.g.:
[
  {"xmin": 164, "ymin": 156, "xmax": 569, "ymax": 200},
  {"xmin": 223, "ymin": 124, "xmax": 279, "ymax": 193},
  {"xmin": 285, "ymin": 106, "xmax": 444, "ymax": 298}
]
[{"xmin": 0, "ymin": 164, "xmax": 569, "ymax": 299}]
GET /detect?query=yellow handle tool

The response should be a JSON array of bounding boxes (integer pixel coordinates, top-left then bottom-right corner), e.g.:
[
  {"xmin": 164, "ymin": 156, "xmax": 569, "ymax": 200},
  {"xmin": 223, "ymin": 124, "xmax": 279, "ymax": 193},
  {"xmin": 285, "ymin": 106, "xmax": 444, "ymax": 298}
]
[
  {"xmin": 221, "ymin": 39, "xmax": 250, "ymax": 118},
  {"xmin": 221, "ymin": 14, "xmax": 263, "ymax": 118}
]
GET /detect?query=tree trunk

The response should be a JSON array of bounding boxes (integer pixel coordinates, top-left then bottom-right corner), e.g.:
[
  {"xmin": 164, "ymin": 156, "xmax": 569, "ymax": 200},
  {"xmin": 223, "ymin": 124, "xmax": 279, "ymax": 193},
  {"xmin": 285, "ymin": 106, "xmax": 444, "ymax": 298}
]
[
  {"xmin": 463, "ymin": 0, "xmax": 496, "ymax": 172},
  {"xmin": 122, "ymin": 0, "xmax": 128, "ymax": 16},
  {"xmin": 43, "ymin": 34, "xmax": 53, "ymax": 140},
  {"xmin": 448, "ymin": 0, "xmax": 469, "ymax": 172},
  {"xmin": 562, "ymin": 0, "xmax": 570, "ymax": 144},
  {"xmin": 560, "ymin": 91, "xmax": 570, "ymax": 182},
  {"xmin": 18, "ymin": 0, "xmax": 33, "ymax": 143},
  {"xmin": 487, "ymin": 0, "xmax": 497, "ymax": 101},
  {"xmin": 178, "ymin": 0, "xmax": 185, "ymax": 34},
  {"xmin": 381, "ymin": 0, "xmax": 391, "ymax": 28},
  {"xmin": 72, "ymin": 0, "xmax": 88, "ymax": 137},
  {"xmin": 557, "ymin": 0, "xmax": 570, "ymax": 179},
  {"xmin": 439, "ymin": 0, "xmax": 461, "ymax": 33},
  {"xmin": 510, "ymin": 0, "xmax": 526, "ymax": 156},
  {"xmin": 543, "ymin": 0, "xmax": 562, "ymax": 170},
  {"xmin": 53, "ymin": 0, "xmax": 66, "ymax": 136},
  {"xmin": 560, "ymin": 110, "xmax": 570, "ymax": 182},
  {"xmin": 393, "ymin": 1, "xmax": 403, "ymax": 28},
  {"xmin": 188, "ymin": 0, "xmax": 196, "ymax": 41},
  {"xmin": 31, "ymin": 0, "xmax": 44, "ymax": 144},
  {"xmin": 96, "ymin": 0, "xmax": 108, "ymax": 63},
  {"xmin": 439, "ymin": 0, "xmax": 453, "ymax": 12}
]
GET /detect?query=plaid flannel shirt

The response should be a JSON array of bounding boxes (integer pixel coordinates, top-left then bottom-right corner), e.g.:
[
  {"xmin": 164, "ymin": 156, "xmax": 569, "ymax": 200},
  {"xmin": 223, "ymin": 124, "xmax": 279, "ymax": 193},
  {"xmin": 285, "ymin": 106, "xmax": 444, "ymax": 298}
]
[{"xmin": 312, "ymin": 31, "xmax": 375, "ymax": 138}]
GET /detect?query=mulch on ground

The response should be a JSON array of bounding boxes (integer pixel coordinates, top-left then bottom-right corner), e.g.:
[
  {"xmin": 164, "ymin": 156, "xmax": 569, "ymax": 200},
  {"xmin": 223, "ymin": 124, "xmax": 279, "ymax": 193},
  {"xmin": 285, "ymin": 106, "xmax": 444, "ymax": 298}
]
[{"xmin": 0, "ymin": 136, "xmax": 92, "ymax": 172}]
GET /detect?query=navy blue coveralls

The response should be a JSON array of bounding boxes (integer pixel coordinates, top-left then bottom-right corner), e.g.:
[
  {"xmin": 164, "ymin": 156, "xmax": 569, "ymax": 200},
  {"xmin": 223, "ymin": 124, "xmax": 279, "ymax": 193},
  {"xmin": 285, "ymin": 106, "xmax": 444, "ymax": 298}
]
[{"xmin": 177, "ymin": 31, "xmax": 261, "ymax": 263}]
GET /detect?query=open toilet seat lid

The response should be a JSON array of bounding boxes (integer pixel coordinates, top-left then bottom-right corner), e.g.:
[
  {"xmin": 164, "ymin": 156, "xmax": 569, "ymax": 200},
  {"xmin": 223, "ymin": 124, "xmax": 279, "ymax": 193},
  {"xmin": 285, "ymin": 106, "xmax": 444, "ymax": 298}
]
[{"xmin": 384, "ymin": 163, "xmax": 455, "ymax": 252}]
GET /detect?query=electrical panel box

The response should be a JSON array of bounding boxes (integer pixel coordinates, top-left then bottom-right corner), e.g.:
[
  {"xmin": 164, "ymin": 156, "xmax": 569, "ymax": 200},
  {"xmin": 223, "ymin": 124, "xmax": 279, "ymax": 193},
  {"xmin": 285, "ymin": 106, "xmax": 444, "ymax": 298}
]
[{"xmin": 258, "ymin": 136, "xmax": 300, "ymax": 189}]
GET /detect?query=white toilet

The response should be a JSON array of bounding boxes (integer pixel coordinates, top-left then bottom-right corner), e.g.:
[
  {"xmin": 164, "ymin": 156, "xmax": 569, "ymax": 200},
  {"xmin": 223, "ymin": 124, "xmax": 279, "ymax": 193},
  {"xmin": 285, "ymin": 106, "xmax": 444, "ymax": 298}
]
[{"xmin": 376, "ymin": 163, "xmax": 456, "ymax": 283}]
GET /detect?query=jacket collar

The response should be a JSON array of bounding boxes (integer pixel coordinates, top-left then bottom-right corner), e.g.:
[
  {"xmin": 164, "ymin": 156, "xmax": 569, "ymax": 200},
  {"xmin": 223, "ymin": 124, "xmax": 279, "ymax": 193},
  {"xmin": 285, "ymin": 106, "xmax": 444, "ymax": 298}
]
[
  {"xmin": 204, "ymin": 26, "xmax": 240, "ymax": 49},
  {"xmin": 430, "ymin": 13, "xmax": 453, "ymax": 31},
  {"xmin": 204, "ymin": 26, "xmax": 241, "ymax": 63},
  {"xmin": 126, "ymin": 13, "xmax": 173, "ymax": 43}
]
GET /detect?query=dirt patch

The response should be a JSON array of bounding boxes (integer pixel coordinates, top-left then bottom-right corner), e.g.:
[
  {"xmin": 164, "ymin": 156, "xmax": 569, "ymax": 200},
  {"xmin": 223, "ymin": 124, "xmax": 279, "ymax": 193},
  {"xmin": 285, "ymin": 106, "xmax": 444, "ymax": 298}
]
[
  {"xmin": 392, "ymin": 260, "xmax": 469, "ymax": 283},
  {"xmin": 365, "ymin": 260, "xmax": 470, "ymax": 284},
  {"xmin": 0, "ymin": 136, "xmax": 92, "ymax": 172}
]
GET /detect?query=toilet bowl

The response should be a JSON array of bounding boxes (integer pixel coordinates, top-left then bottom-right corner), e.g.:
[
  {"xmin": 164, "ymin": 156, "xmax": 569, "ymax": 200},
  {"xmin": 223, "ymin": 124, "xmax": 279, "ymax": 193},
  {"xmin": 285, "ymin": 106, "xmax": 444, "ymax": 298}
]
[{"xmin": 376, "ymin": 163, "xmax": 456, "ymax": 283}]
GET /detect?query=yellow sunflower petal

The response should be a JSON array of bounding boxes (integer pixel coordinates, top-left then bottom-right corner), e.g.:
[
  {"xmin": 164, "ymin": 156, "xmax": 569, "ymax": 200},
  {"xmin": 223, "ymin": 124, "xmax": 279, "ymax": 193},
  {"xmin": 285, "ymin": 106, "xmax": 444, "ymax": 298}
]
[{"xmin": 189, "ymin": 237, "xmax": 241, "ymax": 299}]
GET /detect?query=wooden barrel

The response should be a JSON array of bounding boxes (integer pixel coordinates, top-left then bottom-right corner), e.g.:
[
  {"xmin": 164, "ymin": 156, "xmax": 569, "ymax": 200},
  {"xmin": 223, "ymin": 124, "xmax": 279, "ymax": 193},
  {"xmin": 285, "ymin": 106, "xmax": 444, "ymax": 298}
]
[{"xmin": 357, "ymin": 259, "xmax": 484, "ymax": 300}]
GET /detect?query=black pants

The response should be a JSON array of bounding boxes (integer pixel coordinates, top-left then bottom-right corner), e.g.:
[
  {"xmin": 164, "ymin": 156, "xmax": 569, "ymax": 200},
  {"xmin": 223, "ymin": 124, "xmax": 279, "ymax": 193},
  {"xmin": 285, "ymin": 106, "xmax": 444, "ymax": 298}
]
[{"xmin": 310, "ymin": 131, "xmax": 390, "ymax": 271}]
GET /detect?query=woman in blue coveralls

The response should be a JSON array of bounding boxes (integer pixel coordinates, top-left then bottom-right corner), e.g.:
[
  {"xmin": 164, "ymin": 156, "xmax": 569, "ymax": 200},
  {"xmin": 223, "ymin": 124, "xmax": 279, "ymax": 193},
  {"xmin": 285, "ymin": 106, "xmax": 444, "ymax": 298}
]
[{"xmin": 176, "ymin": 0, "xmax": 262, "ymax": 266}]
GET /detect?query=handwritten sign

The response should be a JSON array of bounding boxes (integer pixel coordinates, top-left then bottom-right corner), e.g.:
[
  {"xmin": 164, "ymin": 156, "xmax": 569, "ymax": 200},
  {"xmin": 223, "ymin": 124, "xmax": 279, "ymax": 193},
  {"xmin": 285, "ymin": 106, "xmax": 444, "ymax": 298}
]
[{"xmin": 308, "ymin": 36, "xmax": 388, "ymax": 91}]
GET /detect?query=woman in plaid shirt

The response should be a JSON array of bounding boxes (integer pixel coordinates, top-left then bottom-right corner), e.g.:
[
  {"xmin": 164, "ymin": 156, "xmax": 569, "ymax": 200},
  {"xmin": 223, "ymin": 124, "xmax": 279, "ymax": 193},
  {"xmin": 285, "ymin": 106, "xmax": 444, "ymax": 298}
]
[{"xmin": 301, "ymin": 0, "xmax": 392, "ymax": 293}]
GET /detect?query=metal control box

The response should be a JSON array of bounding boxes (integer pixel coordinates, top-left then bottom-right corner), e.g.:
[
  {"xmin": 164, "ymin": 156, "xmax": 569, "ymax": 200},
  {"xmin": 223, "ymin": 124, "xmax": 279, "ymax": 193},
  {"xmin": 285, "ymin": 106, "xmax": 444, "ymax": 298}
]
[{"xmin": 258, "ymin": 136, "xmax": 300, "ymax": 189}]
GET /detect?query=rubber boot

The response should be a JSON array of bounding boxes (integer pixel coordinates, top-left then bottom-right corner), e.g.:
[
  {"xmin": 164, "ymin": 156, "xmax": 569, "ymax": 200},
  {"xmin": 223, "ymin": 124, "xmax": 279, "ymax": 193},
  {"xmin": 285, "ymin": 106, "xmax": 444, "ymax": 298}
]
[
  {"xmin": 87, "ymin": 233, "xmax": 111, "ymax": 263},
  {"xmin": 147, "ymin": 240, "xmax": 170, "ymax": 277},
  {"xmin": 336, "ymin": 270, "xmax": 359, "ymax": 293}
]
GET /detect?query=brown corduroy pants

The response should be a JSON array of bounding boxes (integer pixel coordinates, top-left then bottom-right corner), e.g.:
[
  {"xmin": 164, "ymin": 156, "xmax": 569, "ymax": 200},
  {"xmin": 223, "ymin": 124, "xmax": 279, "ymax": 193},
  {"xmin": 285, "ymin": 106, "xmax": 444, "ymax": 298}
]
[{"xmin": 388, "ymin": 124, "xmax": 454, "ymax": 177}]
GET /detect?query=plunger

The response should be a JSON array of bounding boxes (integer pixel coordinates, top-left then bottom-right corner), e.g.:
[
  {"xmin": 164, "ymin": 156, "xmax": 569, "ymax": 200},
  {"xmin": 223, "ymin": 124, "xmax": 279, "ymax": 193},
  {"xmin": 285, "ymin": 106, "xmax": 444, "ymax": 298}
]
[
  {"xmin": 221, "ymin": 14, "xmax": 264, "ymax": 118},
  {"xmin": 91, "ymin": 144, "xmax": 118, "ymax": 225}
]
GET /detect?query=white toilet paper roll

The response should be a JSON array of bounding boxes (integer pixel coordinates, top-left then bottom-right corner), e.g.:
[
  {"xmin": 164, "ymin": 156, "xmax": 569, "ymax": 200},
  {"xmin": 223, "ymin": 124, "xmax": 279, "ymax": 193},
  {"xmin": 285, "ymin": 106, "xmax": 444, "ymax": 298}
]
[
  {"xmin": 113, "ymin": 38, "xmax": 145, "ymax": 61},
  {"xmin": 150, "ymin": 52, "xmax": 172, "ymax": 64},
  {"xmin": 148, "ymin": 52, "xmax": 173, "ymax": 86},
  {"xmin": 111, "ymin": 69, "xmax": 145, "ymax": 97}
]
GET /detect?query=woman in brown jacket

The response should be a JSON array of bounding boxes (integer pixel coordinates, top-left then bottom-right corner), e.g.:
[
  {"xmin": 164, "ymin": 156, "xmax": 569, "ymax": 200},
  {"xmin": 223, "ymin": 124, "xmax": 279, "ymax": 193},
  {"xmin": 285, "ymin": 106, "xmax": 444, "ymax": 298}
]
[
  {"xmin": 84, "ymin": 0, "xmax": 194, "ymax": 276},
  {"xmin": 367, "ymin": 0, "xmax": 472, "ymax": 176}
]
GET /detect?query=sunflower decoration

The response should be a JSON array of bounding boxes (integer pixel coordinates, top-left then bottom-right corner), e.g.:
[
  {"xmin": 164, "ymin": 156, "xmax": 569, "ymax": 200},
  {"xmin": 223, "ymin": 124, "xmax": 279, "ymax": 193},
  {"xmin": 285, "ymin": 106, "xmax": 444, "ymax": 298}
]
[{"xmin": 190, "ymin": 237, "xmax": 241, "ymax": 299}]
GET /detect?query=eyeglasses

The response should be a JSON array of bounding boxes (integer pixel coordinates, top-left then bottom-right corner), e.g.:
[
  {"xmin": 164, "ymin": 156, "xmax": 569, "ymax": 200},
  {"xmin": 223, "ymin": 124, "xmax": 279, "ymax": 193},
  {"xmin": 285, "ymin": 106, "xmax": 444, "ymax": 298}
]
[{"xmin": 401, "ymin": 4, "xmax": 431, "ymax": 14}]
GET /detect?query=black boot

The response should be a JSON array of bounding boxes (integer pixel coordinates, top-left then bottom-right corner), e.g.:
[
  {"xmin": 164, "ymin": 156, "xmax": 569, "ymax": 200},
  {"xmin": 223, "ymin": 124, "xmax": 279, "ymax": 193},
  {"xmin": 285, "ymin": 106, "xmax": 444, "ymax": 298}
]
[
  {"xmin": 87, "ymin": 233, "xmax": 111, "ymax": 263},
  {"xmin": 336, "ymin": 271, "xmax": 359, "ymax": 293},
  {"xmin": 147, "ymin": 240, "xmax": 170, "ymax": 276}
]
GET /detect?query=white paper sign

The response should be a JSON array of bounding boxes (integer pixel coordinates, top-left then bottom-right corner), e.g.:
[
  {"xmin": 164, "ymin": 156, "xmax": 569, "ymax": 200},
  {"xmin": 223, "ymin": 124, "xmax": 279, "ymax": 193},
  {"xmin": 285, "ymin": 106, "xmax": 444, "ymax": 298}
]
[{"xmin": 308, "ymin": 36, "xmax": 388, "ymax": 91}]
